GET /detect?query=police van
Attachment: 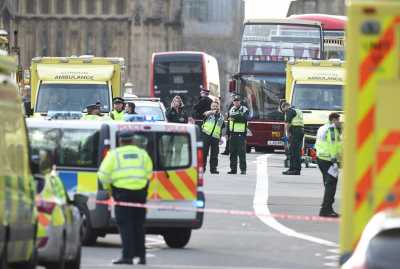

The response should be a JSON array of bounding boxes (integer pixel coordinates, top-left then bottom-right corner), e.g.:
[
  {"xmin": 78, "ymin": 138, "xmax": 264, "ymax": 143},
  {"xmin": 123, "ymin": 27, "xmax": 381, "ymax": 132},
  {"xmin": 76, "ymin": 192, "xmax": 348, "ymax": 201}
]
[{"xmin": 26, "ymin": 119, "xmax": 205, "ymax": 248}]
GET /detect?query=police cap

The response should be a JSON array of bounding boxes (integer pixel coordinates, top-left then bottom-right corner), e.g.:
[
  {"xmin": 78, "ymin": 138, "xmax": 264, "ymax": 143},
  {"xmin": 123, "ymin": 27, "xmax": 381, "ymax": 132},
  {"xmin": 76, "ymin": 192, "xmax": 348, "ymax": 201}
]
[
  {"xmin": 119, "ymin": 130, "xmax": 134, "ymax": 141},
  {"xmin": 113, "ymin": 97, "xmax": 125, "ymax": 104},
  {"xmin": 86, "ymin": 103, "xmax": 100, "ymax": 111},
  {"xmin": 233, "ymin": 95, "xmax": 241, "ymax": 101}
]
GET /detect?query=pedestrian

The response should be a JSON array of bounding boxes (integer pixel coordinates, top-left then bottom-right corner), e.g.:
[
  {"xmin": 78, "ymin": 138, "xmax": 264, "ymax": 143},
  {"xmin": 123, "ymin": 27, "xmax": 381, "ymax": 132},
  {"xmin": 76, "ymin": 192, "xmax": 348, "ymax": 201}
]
[
  {"xmin": 193, "ymin": 89, "xmax": 213, "ymax": 120},
  {"xmin": 281, "ymin": 102, "xmax": 304, "ymax": 175},
  {"xmin": 227, "ymin": 95, "xmax": 249, "ymax": 175},
  {"xmin": 315, "ymin": 112, "xmax": 342, "ymax": 218},
  {"xmin": 81, "ymin": 103, "xmax": 102, "ymax": 120},
  {"xmin": 201, "ymin": 101, "xmax": 225, "ymax": 174},
  {"xmin": 98, "ymin": 131, "xmax": 153, "ymax": 265},
  {"xmin": 166, "ymin": 95, "xmax": 188, "ymax": 123},
  {"xmin": 125, "ymin": 102, "xmax": 136, "ymax": 114},
  {"xmin": 111, "ymin": 97, "xmax": 125, "ymax": 121}
]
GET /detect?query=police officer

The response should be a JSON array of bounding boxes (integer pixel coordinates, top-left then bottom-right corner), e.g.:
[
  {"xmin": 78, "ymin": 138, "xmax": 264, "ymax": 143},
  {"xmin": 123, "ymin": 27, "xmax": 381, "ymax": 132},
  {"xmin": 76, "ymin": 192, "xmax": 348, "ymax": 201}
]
[
  {"xmin": 228, "ymin": 95, "xmax": 249, "ymax": 175},
  {"xmin": 111, "ymin": 97, "xmax": 125, "ymax": 121},
  {"xmin": 193, "ymin": 89, "xmax": 212, "ymax": 120},
  {"xmin": 315, "ymin": 112, "xmax": 341, "ymax": 218},
  {"xmin": 98, "ymin": 131, "xmax": 153, "ymax": 265},
  {"xmin": 81, "ymin": 103, "xmax": 102, "ymax": 120},
  {"xmin": 281, "ymin": 102, "xmax": 304, "ymax": 175},
  {"xmin": 202, "ymin": 101, "xmax": 225, "ymax": 174}
]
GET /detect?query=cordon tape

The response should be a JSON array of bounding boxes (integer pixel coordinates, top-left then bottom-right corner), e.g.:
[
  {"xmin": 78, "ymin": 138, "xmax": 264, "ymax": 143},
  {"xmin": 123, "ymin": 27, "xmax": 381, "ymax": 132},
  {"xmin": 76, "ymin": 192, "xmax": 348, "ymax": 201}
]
[{"xmin": 94, "ymin": 199, "xmax": 340, "ymax": 223}]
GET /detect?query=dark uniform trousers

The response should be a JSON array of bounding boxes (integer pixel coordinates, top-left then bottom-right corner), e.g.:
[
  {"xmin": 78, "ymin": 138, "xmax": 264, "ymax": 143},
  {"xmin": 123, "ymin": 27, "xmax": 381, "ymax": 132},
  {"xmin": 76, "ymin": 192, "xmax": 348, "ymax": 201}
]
[
  {"xmin": 289, "ymin": 127, "xmax": 304, "ymax": 171},
  {"xmin": 317, "ymin": 158, "xmax": 338, "ymax": 213},
  {"xmin": 230, "ymin": 134, "xmax": 246, "ymax": 172},
  {"xmin": 203, "ymin": 134, "xmax": 219, "ymax": 172},
  {"xmin": 112, "ymin": 186, "xmax": 147, "ymax": 260}
]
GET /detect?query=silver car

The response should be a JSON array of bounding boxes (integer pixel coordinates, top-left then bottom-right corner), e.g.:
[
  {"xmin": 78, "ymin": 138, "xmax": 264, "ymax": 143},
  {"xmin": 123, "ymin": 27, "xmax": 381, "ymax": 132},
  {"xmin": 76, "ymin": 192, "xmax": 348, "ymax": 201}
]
[{"xmin": 124, "ymin": 96, "xmax": 167, "ymax": 121}]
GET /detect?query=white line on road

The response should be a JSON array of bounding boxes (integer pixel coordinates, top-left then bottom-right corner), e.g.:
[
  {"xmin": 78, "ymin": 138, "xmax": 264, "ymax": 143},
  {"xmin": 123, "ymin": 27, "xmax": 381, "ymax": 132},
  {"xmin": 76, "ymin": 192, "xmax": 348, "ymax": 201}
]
[{"xmin": 253, "ymin": 155, "xmax": 339, "ymax": 247}]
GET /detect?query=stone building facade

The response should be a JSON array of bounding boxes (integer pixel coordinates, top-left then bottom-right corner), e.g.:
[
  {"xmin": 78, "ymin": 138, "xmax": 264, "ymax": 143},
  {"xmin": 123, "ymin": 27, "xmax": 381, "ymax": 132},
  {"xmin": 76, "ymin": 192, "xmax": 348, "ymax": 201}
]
[
  {"xmin": 0, "ymin": 0, "xmax": 244, "ymax": 98},
  {"xmin": 287, "ymin": 0, "xmax": 345, "ymax": 16}
]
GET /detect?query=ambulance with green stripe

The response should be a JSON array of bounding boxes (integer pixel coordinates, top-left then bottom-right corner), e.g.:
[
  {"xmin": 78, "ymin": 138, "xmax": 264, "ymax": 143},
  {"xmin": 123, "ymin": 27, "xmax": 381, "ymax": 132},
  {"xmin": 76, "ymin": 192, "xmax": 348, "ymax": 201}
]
[
  {"xmin": 0, "ymin": 56, "xmax": 37, "ymax": 268},
  {"xmin": 26, "ymin": 119, "xmax": 205, "ymax": 248}
]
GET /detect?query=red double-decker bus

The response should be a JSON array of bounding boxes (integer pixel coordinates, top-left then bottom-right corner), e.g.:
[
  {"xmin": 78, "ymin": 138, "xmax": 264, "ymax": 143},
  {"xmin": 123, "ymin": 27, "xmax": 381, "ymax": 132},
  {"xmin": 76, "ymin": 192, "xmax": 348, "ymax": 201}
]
[
  {"xmin": 289, "ymin": 14, "xmax": 346, "ymax": 60},
  {"xmin": 150, "ymin": 51, "xmax": 220, "ymax": 116},
  {"xmin": 230, "ymin": 18, "xmax": 324, "ymax": 153}
]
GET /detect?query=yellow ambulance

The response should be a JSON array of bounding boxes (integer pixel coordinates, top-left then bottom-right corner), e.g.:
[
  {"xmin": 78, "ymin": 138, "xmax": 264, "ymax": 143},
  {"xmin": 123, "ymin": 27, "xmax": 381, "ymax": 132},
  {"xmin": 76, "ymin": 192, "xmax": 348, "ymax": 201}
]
[
  {"xmin": 0, "ymin": 56, "xmax": 37, "ymax": 267},
  {"xmin": 284, "ymin": 59, "xmax": 345, "ymax": 145},
  {"xmin": 341, "ymin": 0, "xmax": 400, "ymax": 265},
  {"xmin": 28, "ymin": 56, "xmax": 125, "ymax": 116}
]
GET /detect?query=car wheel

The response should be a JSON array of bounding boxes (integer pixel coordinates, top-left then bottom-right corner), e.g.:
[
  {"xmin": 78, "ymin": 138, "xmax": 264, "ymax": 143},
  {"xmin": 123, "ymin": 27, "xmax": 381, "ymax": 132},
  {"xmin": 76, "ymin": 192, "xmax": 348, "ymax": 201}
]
[
  {"xmin": 65, "ymin": 245, "xmax": 81, "ymax": 269},
  {"xmin": 246, "ymin": 146, "xmax": 252, "ymax": 153},
  {"xmin": 163, "ymin": 228, "xmax": 191, "ymax": 249},
  {"xmin": 78, "ymin": 204, "xmax": 98, "ymax": 246}
]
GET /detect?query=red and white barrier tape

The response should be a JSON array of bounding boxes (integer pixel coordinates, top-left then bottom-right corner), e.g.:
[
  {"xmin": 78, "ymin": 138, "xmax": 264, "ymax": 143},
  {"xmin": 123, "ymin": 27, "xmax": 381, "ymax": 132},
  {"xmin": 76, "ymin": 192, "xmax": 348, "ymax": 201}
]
[{"xmin": 95, "ymin": 199, "xmax": 340, "ymax": 223}]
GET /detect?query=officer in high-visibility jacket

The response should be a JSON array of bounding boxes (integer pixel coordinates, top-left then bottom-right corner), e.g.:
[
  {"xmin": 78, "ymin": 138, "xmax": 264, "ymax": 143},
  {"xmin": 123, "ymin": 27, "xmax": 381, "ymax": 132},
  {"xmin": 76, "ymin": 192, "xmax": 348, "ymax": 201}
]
[
  {"xmin": 81, "ymin": 103, "xmax": 103, "ymax": 120},
  {"xmin": 98, "ymin": 131, "xmax": 153, "ymax": 265},
  {"xmin": 281, "ymin": 102, "xmax": 304, "ymax": 175},
  {"xmin": 315, "ymin": 112, "xmax": 341, "ymax": 218},
  {"xmin": 110, "ymin": 97, "xmax": 125, "ymax": 121},
  {"xmin": 201, "ymin": 101, "xmax": 225, "ymax": 174},
  {"xmin": 228, "ymin": 95, "xmax": 249, "ymax": 175}
]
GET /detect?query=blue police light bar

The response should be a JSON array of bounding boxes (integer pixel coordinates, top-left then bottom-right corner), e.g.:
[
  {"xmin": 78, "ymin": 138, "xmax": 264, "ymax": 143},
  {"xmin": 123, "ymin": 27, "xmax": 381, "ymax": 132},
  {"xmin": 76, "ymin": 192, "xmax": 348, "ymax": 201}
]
[
  {"xmin": 124, "ymin": 114, "xmax": 162, "ymax": 122},
  {"xmin": 47, "ymin": 111, "xmax": 83, "ymax": 120}
]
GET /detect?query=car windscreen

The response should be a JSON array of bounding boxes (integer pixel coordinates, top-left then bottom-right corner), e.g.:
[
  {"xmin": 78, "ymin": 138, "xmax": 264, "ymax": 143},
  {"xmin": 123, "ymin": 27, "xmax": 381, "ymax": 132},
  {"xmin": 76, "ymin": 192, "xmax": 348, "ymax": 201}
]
[
  {"xmin": 134, "ymin": 104, "xmax": 165, "ymax": 121},
  {"xmin": 28, "ymin": 127, "xmax": 100, "ymax": 168},
  {"xmin": 292, "ymin": 84, "xmax": 343, "ymax": 111},
  {"xmin": 36, "ymin": 83, "xmax": 110, "ymax": 113}
]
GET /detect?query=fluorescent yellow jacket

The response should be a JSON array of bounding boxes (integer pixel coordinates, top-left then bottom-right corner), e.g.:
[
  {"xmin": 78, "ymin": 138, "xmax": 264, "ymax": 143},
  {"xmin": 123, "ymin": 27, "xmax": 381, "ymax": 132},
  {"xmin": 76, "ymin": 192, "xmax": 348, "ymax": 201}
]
[
  {"xmin": 98, "ymin": 145, "xmax": 153, "ymax": 191},
  {"xmin": 81, "ymin": 114, "xmax": 102, "ymax": 121},
  {"xmin": 291, "ymin": 109, "xmax": 304, "ymax": 127},
  {"xmin": 228, "ymin": 106, "xmax": 249, "ymax": 134},
  {"xmin": 111, "ymin": 110, "xmax": 125, "ymax": 121},
  {"xmin": 315, "ymin": 124, "xmax": 342, "ymax": 161},
  {"xmin": 202, "ymin": 113, "xmax": 224, "ymax": 139}
]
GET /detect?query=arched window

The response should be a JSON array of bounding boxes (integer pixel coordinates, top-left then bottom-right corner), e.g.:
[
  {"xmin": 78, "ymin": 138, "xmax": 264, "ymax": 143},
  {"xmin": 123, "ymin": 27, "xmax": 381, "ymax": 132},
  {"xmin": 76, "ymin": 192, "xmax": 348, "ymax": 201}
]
[
  {"xmin": 40, "ymin": 0, "xmax": 50, "ymax": 14},
  {"xmin": 56, "ymin": 0, "xmax": 66, "ymax": 14},
  {"xmin": 86, "ymin": 0, "xmax": 96, "ymax": 15},
  {"xmin": 70, "ymin": 0, "xmax": 80, "ymax": 14},
  {"xmin": 26, "ymin": 0, "xmax": 36, "ymax": 14},
  {"xmin": 116, "ymin": 0, "xmax": 126, "ymax": 15},
  {"xmin": 102, "ymin": 0, "xmax": 110, "ymax": 14}
]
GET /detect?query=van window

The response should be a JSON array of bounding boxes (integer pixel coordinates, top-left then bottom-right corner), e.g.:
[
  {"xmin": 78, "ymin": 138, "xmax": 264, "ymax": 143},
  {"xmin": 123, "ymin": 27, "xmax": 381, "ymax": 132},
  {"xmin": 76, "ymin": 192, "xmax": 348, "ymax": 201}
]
[
  {"xmin": 158, "ymin": 133, "xmax": 191, "ymax": 169},
  {"xmin": 28, "ymin": 128, "xmax": 100, "ymax": 168},
  {"xmin": 116, "ymin": 132, "xmax": 156, "ymax": 164}
]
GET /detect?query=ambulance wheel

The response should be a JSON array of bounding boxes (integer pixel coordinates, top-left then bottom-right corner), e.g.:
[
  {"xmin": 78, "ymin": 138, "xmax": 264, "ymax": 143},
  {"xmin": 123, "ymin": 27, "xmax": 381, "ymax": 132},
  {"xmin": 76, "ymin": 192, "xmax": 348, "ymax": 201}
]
[
  {"xmin": 163, "ymin": 228, "xmax": 191, "ymax": 249},
  {"xmin": 78, "ymin": 204, "xmax": 98, "ymax": 246}
]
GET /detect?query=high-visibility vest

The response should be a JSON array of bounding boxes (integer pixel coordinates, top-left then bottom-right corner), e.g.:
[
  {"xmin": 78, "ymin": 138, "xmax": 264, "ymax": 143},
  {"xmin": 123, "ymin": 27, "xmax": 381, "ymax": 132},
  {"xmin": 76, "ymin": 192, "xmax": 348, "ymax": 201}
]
[
  {"xmin": 229, "ymin": 106, "xmax": 248, "ymax": 133},
  {"xmin": 98, "ymin": 145, "xmax": 153, "ymax": 191},
  {"xmin": 291, "ymin": 109, "xmax": 304, "ymax": 127},
  {"xmin": 111, "ymin": 110, "xmax": 125, "ymax": 121},
  {"xmin": 202, "ymin": 113, "xmax": 224, "ymax": 139},
  {"xmin": 41, "ymin": 171, "xmax": 67, "ymax": 227},
  {"xmin": 316, "ymin": 124, "xmax": 341, "ymax": 161},
  {"xmin": 81, "ymin": 114, "xmax": 102, "ymax": 121}
]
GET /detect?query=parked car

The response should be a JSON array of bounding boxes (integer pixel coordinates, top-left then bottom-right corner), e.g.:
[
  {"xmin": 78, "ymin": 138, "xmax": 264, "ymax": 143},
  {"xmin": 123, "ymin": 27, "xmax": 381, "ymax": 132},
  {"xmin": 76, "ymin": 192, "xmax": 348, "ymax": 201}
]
[
  {"xmin": 33, "ymin": 149, "xmax": 82, "ymax": 269},
  {"xmin": 124, "ymin": 97, "xmax": 167, "ymax": 121},
  {"xmin": 343, "ymin": 208, "xmax": 400, "ymax": 269}
]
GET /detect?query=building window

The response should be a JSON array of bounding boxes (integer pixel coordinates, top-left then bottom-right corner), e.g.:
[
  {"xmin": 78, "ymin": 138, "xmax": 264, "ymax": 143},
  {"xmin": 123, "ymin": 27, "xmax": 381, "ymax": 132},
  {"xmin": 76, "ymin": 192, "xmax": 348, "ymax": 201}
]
[
  {"xmin": 86, "ymin": 0, "xmax": 96, "ymax": 15},
  {"xmin": 40, "ymin": 0, "xmax": 50, "ymax": 14},
  {"xmin": 86, "ymin": 32, "xmax": 94, "ymax": 54},
  {"xmin": 26, "ymin": 0, "xmax": 36, "ymax": 14},
  {"xmin": 56, "ymin": 0, "xmax": 65, "ymax": 14},
  {"xmin": 102, "ymin": 0, "xmax": 110, "ymax": 14},
  {"xmin": 56, "ymin": 30, "xmax": 64, "ymax": 56},
  {"xmin": 116, "ymin": 0, "xmax": 126, "ymax": 15},
  {"xmin": 71, "ymin": 0, "xmax": 80, "ymax": 14},
  {"xmin": 186, "ymin": 0, "xmax": 208, "ymax": 22},
  {"xmin": 41, "ymin": 29, "xmax": 49, "ymax": 56}
]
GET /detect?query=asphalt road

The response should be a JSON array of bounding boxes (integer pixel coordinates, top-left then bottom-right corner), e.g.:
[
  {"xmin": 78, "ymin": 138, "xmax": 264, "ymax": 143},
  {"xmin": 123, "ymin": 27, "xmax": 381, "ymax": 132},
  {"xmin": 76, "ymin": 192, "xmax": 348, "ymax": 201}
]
[{"xmin": 77, "ymin": 151, "xmax": 341, "ymax": 269}]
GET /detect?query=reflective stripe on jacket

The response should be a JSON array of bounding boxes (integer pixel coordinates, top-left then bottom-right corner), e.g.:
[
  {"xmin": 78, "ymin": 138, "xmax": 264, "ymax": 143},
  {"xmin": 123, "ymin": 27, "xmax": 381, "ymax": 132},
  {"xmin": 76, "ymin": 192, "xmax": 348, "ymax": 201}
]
[
  {"xmin": 98, "ymin": 145, "xmax": 153, "ymax": 191},
  {"xmin": 315, "ymin": 124, "xmax": 342, "ymax": 161},
  {"xmin": 202, "ymin": 113, "xmax": 224, "ymax": 139}
]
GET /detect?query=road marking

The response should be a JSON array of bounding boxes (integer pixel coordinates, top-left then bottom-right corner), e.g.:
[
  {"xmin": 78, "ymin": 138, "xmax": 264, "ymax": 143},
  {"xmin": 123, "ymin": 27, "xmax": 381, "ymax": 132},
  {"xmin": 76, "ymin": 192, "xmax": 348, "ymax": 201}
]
[
  {"xmin": 253, "ymin": 155, "xmax": 339, "ymax": 247},
  {"xmin": 82, "ymin": 264, "xmax": 283, "ymax": 269}
]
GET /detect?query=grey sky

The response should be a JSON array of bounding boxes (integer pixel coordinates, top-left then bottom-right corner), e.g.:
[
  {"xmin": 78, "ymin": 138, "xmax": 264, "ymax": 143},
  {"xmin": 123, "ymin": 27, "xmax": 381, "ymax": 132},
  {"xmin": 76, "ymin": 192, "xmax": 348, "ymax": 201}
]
[{"xmin": 245, "ymin": 0, "xmax": 293, "ymax": 19}]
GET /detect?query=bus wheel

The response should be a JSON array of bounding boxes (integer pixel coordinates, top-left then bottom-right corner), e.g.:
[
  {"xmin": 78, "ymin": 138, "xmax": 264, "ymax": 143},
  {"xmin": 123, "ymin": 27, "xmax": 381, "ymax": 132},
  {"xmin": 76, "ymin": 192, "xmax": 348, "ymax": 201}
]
[{"xmin": 163, "ymin": 228, "xmax": 191, "ymax": 249}]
